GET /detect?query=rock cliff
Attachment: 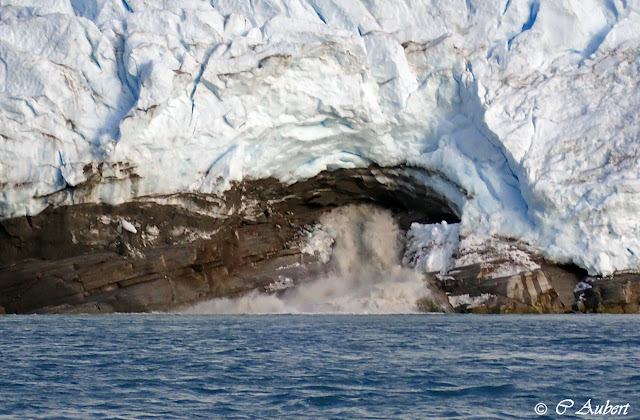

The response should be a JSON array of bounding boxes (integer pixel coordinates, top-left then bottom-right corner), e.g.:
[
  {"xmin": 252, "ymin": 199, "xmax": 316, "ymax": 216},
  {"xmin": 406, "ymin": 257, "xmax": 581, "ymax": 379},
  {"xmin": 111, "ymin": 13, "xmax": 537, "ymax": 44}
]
[{"xmin": 1, "ymin": 1, "xmax": 640, "ymax": 312}]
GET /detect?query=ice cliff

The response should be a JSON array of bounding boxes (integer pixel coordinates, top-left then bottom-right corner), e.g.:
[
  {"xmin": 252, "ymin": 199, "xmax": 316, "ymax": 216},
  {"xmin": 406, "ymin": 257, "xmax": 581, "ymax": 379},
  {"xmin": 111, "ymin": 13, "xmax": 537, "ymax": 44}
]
[{"xmin": 0, "ymin": 0, "xmax": 639, "ymax": 275}]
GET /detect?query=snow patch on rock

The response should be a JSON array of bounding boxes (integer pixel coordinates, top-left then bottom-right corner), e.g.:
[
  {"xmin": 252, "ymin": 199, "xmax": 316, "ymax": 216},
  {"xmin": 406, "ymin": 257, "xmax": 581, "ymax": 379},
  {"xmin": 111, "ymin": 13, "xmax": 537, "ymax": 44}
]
[{"xmin": 455, "ymin": 234, "xmax": 542, "ymax": 279}]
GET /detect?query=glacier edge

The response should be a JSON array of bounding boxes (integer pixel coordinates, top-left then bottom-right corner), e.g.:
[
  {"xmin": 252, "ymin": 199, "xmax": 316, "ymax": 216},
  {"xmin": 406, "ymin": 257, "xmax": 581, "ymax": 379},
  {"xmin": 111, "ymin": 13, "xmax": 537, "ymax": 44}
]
[{"xmin": 1, "ymin": 0, "xmax": 639, "ymax": 276}]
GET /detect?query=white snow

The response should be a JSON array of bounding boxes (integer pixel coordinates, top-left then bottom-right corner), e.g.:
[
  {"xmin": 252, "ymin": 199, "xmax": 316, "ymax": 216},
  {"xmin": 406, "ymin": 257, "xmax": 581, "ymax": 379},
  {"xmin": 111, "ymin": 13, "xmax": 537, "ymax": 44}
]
[
  {"xmin": 98, "ymin": 215, "xmax": 112, "ymax": 225},
  {"xmin": 301, "ymin": 223, "xmax": 334, "ymax": 264},
  {"xmin": 168, "ymin": 226, "xmax": 212, "ymax": 243},
  {"xmin": 403, "ymin": 221, "xmax": 459, "ymax": 274},
  {"xmin": 264, "ymin": 276, "xmax": 295, "ymax": 293},
  {"xmin": 574, "ymin": 281, "xmax": 593, "ymax": 294},
  {"xmin": 454, "ymin": 233, "xmax": 542, "ymax": 279},
  {"xmin": 141, "ymin": 224, "xmax": 160, "ymax": 246},
  {"xmin": 1, "ymin": 0, "xmax": 639, "ymax": 276}
]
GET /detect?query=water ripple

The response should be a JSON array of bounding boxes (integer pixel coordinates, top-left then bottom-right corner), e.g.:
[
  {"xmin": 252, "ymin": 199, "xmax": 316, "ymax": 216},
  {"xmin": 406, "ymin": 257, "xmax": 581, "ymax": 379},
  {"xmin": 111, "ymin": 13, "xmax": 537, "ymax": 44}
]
[{"xmin": 1, "ymin": 314, "xmax": 639, "ymax": 418}]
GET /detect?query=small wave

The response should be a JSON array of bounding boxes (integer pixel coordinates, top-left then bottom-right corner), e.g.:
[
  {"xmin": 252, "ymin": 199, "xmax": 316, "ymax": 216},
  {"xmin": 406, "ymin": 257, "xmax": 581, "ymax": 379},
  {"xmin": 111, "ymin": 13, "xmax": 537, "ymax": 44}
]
[{"xmin": 426, "ymin": 383, "xmax": 516, "ymax": 397}]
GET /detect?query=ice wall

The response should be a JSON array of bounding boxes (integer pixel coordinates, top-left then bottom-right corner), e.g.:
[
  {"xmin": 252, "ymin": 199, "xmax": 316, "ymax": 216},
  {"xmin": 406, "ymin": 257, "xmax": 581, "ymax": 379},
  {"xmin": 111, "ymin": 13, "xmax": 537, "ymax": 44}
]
[{"xmin": 0, "ymin": 0, "xmax": 639, "ymax": 275}]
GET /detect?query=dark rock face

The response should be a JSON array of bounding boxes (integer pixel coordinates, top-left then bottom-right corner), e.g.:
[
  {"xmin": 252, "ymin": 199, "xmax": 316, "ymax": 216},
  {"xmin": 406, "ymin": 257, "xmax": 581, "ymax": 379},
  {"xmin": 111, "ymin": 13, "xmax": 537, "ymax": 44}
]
[
  {"xmin": 0, "ymin": 166, "xmax": 461, "ymax": 314},
  {"xmin": 573, "ymin": 274, "xmax": 640, "ymax": 314}
]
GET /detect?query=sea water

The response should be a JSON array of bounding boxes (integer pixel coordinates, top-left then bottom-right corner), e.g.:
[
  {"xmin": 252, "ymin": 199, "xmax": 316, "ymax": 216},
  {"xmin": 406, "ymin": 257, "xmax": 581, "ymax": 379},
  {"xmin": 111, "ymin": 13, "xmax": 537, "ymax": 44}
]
[{"xmin": 1, "ymin": 315, "xmax": 639, "ymax": 419}]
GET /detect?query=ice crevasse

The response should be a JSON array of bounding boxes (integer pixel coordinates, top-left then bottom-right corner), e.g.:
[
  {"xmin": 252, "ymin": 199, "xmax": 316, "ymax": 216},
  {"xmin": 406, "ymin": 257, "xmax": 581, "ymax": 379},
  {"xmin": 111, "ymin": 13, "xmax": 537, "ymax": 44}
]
[{"xmin": 0, "ymin": 0, "xmax": 639, "ymax": 276}]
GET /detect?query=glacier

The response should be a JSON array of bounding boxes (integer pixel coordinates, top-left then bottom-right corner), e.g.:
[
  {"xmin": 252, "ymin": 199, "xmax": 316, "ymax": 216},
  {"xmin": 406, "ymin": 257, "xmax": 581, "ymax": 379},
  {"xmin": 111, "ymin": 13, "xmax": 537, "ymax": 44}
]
[{"xmin": 0, "ymin": 0, "xmax": 639, "ymax": 276}]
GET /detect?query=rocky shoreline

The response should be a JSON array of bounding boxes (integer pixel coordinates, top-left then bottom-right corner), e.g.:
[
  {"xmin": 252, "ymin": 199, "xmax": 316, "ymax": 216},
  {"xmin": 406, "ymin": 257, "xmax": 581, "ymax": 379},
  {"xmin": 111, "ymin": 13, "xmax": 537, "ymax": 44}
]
[
  {"xmin": 436, "ymin": 265, "xmax": 640, "ymax": 314},
  {"xmin": 1, "ymin": 166, "xmax": 639, "ymax": 315}
]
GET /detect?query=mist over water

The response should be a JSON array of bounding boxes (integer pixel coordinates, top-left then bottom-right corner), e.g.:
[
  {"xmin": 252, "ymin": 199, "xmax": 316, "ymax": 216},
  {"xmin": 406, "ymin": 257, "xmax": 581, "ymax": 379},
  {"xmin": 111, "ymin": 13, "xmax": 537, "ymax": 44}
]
[{"xmin": 183, "ymin": 205, "xmax": 433, "ymax": 314}]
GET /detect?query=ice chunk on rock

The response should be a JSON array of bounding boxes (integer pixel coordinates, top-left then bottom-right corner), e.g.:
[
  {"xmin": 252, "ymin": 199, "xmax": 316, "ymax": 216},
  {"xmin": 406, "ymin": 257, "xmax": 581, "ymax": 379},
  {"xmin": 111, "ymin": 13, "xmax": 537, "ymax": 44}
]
[
  {"xmin": 574, "ymin": 281, "xmax": 593, "ymax": 294},
  {"xmin": 403, "ymin": 222, "xmax": 460, "ymax": 274},
  {"xmin": 120, "ymin": 219, "xmax": 137, "ymax": 234}
]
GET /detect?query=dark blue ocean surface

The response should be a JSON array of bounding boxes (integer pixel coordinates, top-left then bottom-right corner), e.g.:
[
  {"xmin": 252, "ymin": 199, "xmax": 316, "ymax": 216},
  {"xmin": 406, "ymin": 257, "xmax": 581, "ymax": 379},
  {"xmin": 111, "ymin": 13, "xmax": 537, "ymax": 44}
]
[{"xmin": 1, "ymin": 315, "xmax": 639, "ymax": 419}]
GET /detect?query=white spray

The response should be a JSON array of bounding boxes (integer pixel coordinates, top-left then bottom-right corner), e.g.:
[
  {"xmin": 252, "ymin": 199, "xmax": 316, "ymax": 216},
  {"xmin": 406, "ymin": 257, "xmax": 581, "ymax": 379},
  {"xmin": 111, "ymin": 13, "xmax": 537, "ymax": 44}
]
[{"xmin": 182, "ymin": 205, "xmax": 436, "ymax": 314}]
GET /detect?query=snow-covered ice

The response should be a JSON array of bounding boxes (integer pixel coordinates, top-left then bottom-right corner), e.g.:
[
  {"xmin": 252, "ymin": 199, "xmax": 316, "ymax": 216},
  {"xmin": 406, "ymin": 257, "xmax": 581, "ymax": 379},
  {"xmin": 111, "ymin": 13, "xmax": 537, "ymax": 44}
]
[
  {"xmin": 403, "ymin": 221, "xmax": 459, "ymax": 274},
  {"xmin": 1, "ymin": 0, "xmax": 639, "ymax": 275}
]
